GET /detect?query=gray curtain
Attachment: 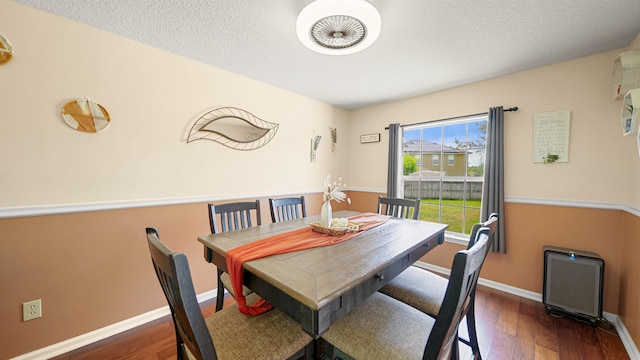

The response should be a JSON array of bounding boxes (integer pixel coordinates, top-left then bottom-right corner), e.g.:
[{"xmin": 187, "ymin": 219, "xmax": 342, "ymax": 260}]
[
  {"xmin": 482, "ymin": 107, "xmax": 506, "ymax": 253},
  {"xmin": 387, "ymin": 123, "xmax": 402, "ymax": 197}
]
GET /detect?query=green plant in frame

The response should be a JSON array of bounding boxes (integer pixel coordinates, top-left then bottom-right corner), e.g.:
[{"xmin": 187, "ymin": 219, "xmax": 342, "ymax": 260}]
[{"xmin": 543, "ymin": 153, "xmax": 560, "ymax": 164}]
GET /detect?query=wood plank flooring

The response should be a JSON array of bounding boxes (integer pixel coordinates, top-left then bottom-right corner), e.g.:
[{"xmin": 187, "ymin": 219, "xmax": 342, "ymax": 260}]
[{"xmin": 51, "ymin": 286, "xmax": 629, "ymax": 360}]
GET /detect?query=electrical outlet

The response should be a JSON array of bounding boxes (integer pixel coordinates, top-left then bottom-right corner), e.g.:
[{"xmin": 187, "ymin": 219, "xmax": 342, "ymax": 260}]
[{"xmin": 23, "ymin": 299, "xmax": 42, "ymax": 321}]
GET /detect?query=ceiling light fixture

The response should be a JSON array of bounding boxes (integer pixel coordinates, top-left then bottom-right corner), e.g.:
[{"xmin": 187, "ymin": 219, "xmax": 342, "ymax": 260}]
[{"xmin": 296, "ymin": 0, "xmax": 381, "ymax": 55}]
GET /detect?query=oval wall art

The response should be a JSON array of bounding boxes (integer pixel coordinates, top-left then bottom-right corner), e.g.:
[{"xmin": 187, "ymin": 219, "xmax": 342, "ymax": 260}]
[
  {"xmin": 187, "ymin": 107, "xmax": 279, "ymax": 150},
  {"xmin": 0, "ymin": 33, "xmax": 14, "ymax": 65},
  {"xmin": 61, "ymin": 98, "xmax": 111, "ymax": 133}
]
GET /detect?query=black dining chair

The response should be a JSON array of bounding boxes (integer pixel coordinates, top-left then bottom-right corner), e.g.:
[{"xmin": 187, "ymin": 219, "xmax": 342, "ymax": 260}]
[
  {"xmin": 208, "ymin": 200, "xmax": 261, "ymax": 311},
  {"xmin": 145, "ymin": 228, "xmax": 313, "ymax": 360},
  {"xmin": 321, "ymin": 227, "xmax": 494, "ymax": 360},
  {"xmin": 378, "ymin": 213, "xmax": 498, "ymax": 359},
  {"xmin": 269, "ymin": 196, "xmax": 307, "ymax": 223},
  {"xmin": 377, "ymin": 196, "xmax": 421, "ymax": 220}
]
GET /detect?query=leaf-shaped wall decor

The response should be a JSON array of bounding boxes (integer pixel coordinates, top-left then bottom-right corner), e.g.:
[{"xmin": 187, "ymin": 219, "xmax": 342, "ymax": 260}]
[{"xmin": 187, "ymin": 107, "xmax": 278, "ymax": 150}]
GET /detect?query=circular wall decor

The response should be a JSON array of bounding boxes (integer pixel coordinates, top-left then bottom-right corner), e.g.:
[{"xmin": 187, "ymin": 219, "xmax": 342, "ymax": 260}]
[
  {"xmin": 0, "ymin": 33, "xmax": 14, "ymax": 65},
  {"xmin": 61, "ymin": 98, "xmax": 111, "ymax": 133}
]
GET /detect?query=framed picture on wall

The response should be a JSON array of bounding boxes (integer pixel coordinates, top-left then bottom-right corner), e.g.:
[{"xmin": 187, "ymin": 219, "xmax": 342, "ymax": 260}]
[
  {"xmin": 533, "ymin": 110, "xmax": 571, "ymax": 163},
  {"xmin": 360, "ymin": 133, "xmax": 380, "ymax": 143}
]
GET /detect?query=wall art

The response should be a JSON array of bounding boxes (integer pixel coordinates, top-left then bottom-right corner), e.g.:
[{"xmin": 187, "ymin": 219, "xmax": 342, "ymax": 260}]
[
  {"xmin": 61, "ymin": 98, "xmax": 111, "ymax": 132},
  {"xmin": 0, "ymin": 33, "xmax": 14, "ymax": 65},
  {"xmin": 187, "ymin": 107, "xmax": 278, "ymax": 151},
  {"xmin": 310, "ymin": 135, "xmax": 321, "ymax": 162}
]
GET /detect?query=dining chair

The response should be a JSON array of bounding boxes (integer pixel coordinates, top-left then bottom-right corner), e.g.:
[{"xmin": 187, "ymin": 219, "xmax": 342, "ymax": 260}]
[
  {"xmin": 377, "ymin": 195, "xmax": 421, "ymax": 220},
  {"xmin": 269, "ymin": 196, "xmax": 307, "ymax": 223},
  {"xmin": 378, "ymin": 213, "xmax": 498, "ymax": 359},
  {"xmin": 321, "ymin": 227, "xmax": 493, "ymax": 360},
  {"xmin": 208, "ymin": 201, "xmax": 262, "ymax": 311},
  {"xmin": 145, "ymin": 228, "xmax": 313, "ymax": 360}
]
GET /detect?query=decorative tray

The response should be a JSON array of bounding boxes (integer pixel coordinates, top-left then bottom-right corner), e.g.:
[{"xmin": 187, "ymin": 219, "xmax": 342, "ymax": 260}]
[{"xmin": 310, "ymin": 221, "xmax": 362, "ymax": 236}]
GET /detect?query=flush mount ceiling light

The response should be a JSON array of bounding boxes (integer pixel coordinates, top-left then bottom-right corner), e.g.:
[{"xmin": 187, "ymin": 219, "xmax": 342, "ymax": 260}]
[{"xmin": 296, "ymin": 0, "xmax": 381, "ymax": 55}]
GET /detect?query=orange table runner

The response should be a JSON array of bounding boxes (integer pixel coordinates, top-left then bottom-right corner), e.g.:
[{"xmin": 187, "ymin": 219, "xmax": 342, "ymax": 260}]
[{"xmin": 226, "ymin": 212, "xmax": 391, "ymax": 316}]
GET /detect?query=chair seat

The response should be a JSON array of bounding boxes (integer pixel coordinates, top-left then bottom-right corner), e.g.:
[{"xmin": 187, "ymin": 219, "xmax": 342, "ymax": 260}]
[
  {"xmin": 378, "ymin": 265, "xmax": 448, "ymax": 317},
  {"xmin": 219, "ymin": 272, "xmax": 253, "ymax": 297},
  {"xmin": 192, "ymin": 294, "xmax": 312, "ymax": 360},
  {"xmin": 322, "ymin": 292, "xmax": 436, "ymax": 360}
]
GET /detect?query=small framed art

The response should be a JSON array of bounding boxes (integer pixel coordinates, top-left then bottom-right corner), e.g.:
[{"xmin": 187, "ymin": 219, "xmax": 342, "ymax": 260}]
[{"xmin": 360, "ymin": 133, "xmax": 380, "ymax": 143}]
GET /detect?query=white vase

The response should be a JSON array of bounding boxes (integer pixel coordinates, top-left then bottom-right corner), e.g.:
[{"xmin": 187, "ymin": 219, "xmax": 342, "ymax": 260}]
[{"xmin": 320, "ymin": 201, "xmax": 332, "ymax": 228}]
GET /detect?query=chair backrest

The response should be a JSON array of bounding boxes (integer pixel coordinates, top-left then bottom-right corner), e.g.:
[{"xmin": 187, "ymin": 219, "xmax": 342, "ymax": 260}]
[
  {"xmin": 269, "ymin": 196, "xmax": 306, "ymax": 223},
  {"xmin": 208, "ymin": 200, "xmax": 261, "ymax": 234},
  {"xmin": 423, "ymin": 227, "xmax": 492, "ymax": 359},
  {"xmin": 146, "ymin": 228, "xmax": 218, "ymax": 360},
  {"xmin": 467, "ymin": 212, "xmax": 498, "ymax": 250},
  {"xmin": 377, "ymin": 196, "xmax": 420, "ymax": 220}
]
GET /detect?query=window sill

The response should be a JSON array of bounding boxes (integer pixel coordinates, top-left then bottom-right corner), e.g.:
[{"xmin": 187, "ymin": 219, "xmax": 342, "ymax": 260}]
[{"xmin": 444, "ymin": 232, "xmax": 470, "ymax": 246}]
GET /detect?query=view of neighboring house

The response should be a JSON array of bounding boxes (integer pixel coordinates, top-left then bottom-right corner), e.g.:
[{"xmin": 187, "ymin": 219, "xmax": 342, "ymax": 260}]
[{"xmin": 403, "ymin": 140, "xmax": 468, "ymax": 176}]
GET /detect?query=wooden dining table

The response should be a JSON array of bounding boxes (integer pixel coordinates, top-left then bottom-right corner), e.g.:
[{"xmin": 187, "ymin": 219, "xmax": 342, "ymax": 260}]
[{"xmin": 197, "ymin": 210, "xmax": 448, "ymax": 338}]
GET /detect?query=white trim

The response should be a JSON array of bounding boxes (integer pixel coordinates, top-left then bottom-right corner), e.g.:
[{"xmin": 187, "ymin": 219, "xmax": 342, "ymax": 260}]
[
  {"xmin": 614, "ymin": 315, "xmax": 640, "ymax": 360},
  {"xmin": 12, "ymin": 274, "xmax": 640, "ymax": 360},
  {"xmin": 0, "ymin": 190, "xmax": 319, "ymax": 219},
  {"xmin": 625, "ymin": 205, "xmax": 640, "ymax": 218},
  {"xmin": 506, "ymin": 196, "xmax": 640, "ymax": 214},
  {"xmin": 444, "ymin": 233, "xmax": 471, "ymax": 246},
  {"xmin": 505, "ymin": 196, "xmax": 622, "ymax": 210},
  {"xmin": 347, "ymin": 186, "xmax": 386, "ymax": 194},
  {"xmin": 414, "ymin": 261, "xmax": 639, "ymax": 359},
  {"xmin": 10, "ymin": 290, "xmax": 217, "ymax": 360},
  {"xmin": 4, "ymin": 187, "xmax": 639, "ymax": 219}
]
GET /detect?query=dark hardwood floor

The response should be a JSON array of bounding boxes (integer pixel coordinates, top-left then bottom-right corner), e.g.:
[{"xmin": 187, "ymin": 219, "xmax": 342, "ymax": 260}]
[{"xmin": 51, "ymin": 286, "xmax": 629, "ymax": 360}]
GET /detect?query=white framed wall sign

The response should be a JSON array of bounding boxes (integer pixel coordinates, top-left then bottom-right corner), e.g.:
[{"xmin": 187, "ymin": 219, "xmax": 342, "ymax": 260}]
[
  {"xmin": 360, "ymin": 133, "xmax": 380, "ymax": 143},
  {"xmin": 533, "ymin": 110, "xmax": 571, "ymax": 163}
]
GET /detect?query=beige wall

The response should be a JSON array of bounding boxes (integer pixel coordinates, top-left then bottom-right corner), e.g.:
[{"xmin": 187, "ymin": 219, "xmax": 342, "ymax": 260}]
[
  {"xmin": 1, "ymin": 1, "xmax": 639, "ymax": 358},
  {"xmin": 348, "ymin": 49, "xmax": 636, "ymax": 206},
  {"xmin": 0, "ymin": 1, "xmax": 351, "ymax": 209}
]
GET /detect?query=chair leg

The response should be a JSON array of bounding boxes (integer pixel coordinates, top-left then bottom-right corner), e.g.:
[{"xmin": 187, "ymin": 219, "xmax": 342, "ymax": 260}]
[
  {"xmin": 174, "ymin": 324, "xmax": 186, "ymax": 360},
  {"xmin": 215, "ymin": 269, "xmax": 225, "ymax": 311},
  {"xmin": 465, "ymin": 295, "xmax": 482, "ymax": 360},
  {"xmin": 450, "ymin": 336, "xmax": 460, "ymax": 360}
]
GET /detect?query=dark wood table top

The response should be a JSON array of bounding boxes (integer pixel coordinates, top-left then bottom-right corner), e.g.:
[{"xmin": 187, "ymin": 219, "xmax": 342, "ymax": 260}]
[{"xmin": 198, "ymin": 210, "xmax": 448, "ymax": 337}]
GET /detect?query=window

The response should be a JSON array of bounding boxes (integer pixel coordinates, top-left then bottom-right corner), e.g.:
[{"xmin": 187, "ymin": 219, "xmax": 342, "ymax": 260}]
[{"xmin": 402, "ymin": 115, "xmax": 487, "ymax": 236}]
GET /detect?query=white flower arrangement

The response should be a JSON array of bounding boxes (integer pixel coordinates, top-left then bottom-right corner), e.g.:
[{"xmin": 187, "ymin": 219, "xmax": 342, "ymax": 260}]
[{"xmin": 323, "ymin": 175, "xmax": 348, "ymax": 203}]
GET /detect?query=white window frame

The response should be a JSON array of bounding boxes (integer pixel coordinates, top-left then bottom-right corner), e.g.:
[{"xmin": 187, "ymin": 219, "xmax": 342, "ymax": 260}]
[{"xmin": 402, "ymin": 114, "xmax": 487, "ymax": 242}]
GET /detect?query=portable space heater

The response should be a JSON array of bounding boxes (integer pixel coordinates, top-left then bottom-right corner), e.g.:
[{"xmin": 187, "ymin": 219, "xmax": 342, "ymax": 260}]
[{"xmin": 542, "ymin": 245, "xmax": 604, "ymax": 326}]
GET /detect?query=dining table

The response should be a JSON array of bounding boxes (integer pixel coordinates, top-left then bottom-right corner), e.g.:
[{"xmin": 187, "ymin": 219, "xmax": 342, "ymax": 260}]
[{"xmin": 197, "ymin": 210, "xmax": 448, "ymax": 338}]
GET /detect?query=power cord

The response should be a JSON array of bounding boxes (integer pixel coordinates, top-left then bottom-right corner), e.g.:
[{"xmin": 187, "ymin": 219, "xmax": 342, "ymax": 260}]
[{"xmin": 547, "ymin": 309, "xmax": 618, "ymax": 336}]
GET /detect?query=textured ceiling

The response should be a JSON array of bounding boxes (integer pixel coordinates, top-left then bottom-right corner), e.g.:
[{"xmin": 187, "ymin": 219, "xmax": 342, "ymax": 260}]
[{"xmin": 14, "ymin": 0, "xmax": 640, "ymax": 110}]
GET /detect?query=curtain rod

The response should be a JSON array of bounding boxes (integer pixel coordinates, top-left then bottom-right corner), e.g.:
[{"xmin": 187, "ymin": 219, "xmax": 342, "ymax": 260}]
[{"xmin": 384, "ymin": 106, "xmax": 518, "ymax": 130}]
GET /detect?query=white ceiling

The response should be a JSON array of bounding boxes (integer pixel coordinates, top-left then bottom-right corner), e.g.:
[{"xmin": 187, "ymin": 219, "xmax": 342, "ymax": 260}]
[{"xmin": 14, "ymin": 0, "xmax": 640, "ymax": 110}]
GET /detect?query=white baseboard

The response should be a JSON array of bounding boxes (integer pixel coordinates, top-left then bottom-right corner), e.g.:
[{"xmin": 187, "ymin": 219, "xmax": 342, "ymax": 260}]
[
  {"xmin": 414, "ymin": 261, "xmax": 640, "ymax": 359},
  {"xmin": 10, "ymin": 290, "xmax": 216, "ymax": 360},
  {"xmin": 12, "ymin": 272, "xmax": 640, "ymax": 360}
]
